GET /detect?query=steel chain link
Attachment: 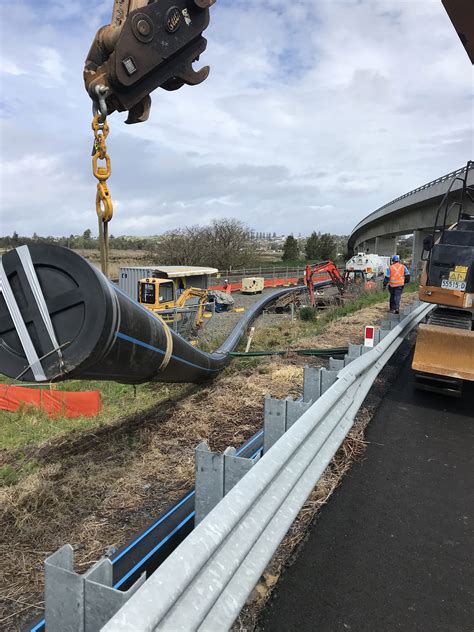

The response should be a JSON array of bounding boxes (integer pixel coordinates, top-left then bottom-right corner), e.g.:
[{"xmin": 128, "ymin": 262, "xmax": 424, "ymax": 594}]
[{"xmin": 91, "ymin": 114, "xmax": 113, "ymax": 276}]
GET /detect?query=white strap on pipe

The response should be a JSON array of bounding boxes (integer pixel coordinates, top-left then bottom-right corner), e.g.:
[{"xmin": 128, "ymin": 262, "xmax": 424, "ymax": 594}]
[
  {"xmin": 0, "ymin": 260, "xmax": 47, "ymax": 381},
  {"xmin": 16, "ymin": 246, "xmax": 63, "ymax": 366}
]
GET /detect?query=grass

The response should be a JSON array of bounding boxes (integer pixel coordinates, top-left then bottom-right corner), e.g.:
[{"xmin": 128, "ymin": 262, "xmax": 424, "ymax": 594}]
[
  {"xmin": 0, "ymin": 283, "xmax": 418, "ymax": 458},
  {"xmin": 0, "ymin": 378, "xmax": 178, "ymax": 454},
  {"xmin": 243, "ymin": 283, "xmax": 419, "ymax": 353}
]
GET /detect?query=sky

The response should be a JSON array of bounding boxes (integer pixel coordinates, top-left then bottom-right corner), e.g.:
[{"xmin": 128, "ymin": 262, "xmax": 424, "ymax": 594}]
[{"xmin": 0, "ymin": 0, "xmax": 472, "ymax": 238}]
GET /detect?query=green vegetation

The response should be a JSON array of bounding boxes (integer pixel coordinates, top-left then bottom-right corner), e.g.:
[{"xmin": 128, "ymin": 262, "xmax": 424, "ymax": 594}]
[
  {"xmin": 305, "ymin": 232, "xmax": 337, "ymax": 261},
  {"xmin": 0, "ymin": 229, "xmax": 157, "ymax": 252},
  {"xmin": 299, "ymin": 306, "xmax": 317, "ymax": 321},
  {"xmin": 282, "ymin": 235, "xmax": 299, "ymax": 261},
  {"xmin": 0, "ymin": 378, "xmax": 181, "ymax": 454},
  {"xmin": 244, "ymin": 284, "xmax": 418, "ymax": 353}
]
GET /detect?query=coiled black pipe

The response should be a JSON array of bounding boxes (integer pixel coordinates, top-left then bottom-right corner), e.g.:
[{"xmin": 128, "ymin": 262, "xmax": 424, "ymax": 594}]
[{"xmin": 0, "ymin": 245, "xmax": 329, "ymax": 384}]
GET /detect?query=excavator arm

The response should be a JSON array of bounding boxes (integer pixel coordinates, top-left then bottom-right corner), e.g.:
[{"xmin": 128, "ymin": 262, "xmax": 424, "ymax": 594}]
[
  {"xmin": 305, "ymin": 261, "xmax": 346, "ymax": 307},
  {"xmin": 176, "ymin": 287, "xmax": 209, "ymax": 327},
  {"xmin": 84, "ymin": 0, "xmax": 216, "ymax": 123}
]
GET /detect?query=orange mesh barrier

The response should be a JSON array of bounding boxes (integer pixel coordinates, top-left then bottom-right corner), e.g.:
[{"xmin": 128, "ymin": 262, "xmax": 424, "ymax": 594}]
[
  {"xmin": 210, "ymin": 273, "xmax": 330, "ymax": 293},
  {"xmin": 0, "ymin": 385, "xmax": 102, "ymax": 418}
]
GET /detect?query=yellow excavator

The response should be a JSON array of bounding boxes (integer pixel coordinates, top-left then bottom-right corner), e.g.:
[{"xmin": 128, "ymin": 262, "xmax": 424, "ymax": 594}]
[
  {"xmin": 411, "ymin": 2, "xmax": 474, "ymax": 395},
  {"xmin": 138, "ymin": 277, "xmax": 209, "ymax": 328}
]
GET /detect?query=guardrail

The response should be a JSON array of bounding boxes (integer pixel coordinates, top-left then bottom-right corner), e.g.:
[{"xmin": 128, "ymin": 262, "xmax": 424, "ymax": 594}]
[{"xmin": 100, "ymin": 300, "xmax": 434, "ymax": 632}]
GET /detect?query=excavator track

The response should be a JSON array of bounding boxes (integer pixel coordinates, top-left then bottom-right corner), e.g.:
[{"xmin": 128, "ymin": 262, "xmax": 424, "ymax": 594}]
[{"xmin": 427, "ymin": 307, "xmax": 473, "ymax": 329}]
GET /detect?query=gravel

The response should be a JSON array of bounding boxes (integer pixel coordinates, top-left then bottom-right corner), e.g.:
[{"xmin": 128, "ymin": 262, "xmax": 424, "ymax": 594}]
[{"xmin": 198, "ymin": 289, "xmax": 298, "ymax": 347}]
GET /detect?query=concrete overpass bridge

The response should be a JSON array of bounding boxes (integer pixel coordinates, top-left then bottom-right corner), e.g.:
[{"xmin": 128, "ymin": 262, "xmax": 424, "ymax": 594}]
[{"xmin": 348, "ymin": 163, "xmax": 474, "ymax": 271}]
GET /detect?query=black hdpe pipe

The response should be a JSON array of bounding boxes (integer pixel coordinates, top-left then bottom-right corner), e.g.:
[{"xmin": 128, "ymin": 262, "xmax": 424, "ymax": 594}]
[{"xmin": 0, "ymin": 245, "xmax": 330, "ymax": 384}]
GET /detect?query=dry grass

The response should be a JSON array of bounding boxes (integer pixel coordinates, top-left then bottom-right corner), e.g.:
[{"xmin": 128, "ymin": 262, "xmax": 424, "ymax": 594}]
[
  {"xmin": 0, "ymin": 295, "xmax": 416, "ymax": 629},
  {"xmin": 75, "ymin": 248, "xmax": 152, "ymax": 279},
  {"xmin": 0, "ymin": 358, "xmax": 307, "ymax": 628}
]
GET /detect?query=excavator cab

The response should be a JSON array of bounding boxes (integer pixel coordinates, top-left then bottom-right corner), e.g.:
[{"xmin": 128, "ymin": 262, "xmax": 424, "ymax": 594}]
[
  {"xmin": 139, "ymin": 278, "xmax": 176, "ymax": 311},
  {"xmin": 138, "ymin": 276, "xmax": 209, "ymax": 336}
]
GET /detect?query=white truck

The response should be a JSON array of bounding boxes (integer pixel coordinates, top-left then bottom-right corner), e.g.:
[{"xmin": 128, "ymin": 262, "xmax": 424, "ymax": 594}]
[{"xmin": 345, "ymin": 253, "xmax": 391, "ymax": 279}]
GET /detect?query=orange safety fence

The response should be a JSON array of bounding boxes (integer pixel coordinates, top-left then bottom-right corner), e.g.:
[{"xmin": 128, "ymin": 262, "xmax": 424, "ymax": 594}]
[
  {"xmin": 209, "ymin": 272, "xmax": 331, "ymax": 293},
  {"xmin": 0, "ymin": 385, "xmax": 102, "ymax": 419}
]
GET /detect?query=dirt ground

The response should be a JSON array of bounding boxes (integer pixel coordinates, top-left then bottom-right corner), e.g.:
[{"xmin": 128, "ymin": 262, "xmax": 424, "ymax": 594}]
[
  {"xmin": 0, "ymin": 292, "xmax": 417, "ymax": 630},
  {"xmin": 199, "ymin": 288, "xmax": 303, "ymax": 346}
]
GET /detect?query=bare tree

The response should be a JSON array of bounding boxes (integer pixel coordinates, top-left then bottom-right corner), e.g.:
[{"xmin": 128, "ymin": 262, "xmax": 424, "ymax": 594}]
[
  {"xmin": 206, "ymin": 218, "xmax": 252, "ymax": 270},
  {"xmin": 153, "ymin": 219, "xmax": 253, "ymax": 269}
]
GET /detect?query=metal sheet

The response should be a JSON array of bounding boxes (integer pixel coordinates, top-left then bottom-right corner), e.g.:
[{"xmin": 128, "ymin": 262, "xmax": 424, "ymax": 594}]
[{"xmin": 412, "ymin": 323, "xmax": 474, "ymax": 381}]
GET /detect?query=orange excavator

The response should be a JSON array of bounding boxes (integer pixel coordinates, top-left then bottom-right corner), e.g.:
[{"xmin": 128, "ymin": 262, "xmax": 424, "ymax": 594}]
[{"xmin": 304, "ymin": 261, "xmax": 370, "ymax": 308}]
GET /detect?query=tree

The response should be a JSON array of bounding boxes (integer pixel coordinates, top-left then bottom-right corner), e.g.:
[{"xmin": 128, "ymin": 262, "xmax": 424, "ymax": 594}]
[
  {"xmin": 319, "ymin": 233, "xmax": 337, "ymax": 260},
  {"xmin": 206, "ymin": 218, "xmax": 252, "ymax": 270},
  {"xmin": 305, "ymin": 231, "xmax": 320, "ymax": 260},
  {"xmin": 155, "ymin": 218, "xmax": 253, "ymax": 270},
  {"xmin": 282, "ymin": 235, "xmax": 299, "ymax": 261}
]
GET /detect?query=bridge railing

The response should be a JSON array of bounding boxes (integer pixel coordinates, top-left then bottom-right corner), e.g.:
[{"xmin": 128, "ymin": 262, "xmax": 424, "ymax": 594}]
[{"xmin": 352, "ymin": 163, "xmax": 472, "ymax": 235}]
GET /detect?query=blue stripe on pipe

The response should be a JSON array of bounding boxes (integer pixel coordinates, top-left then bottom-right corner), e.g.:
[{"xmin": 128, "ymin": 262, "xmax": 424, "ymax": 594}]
[
  {"xmin": 27, "ymin": 432, "xmax": 265, "ymax": 631},
  {"xmin": 113, "ymin": 446, "xmax": 263, "ymax": 586},
  {"xmin": 111, "ymin": 430, "xmax": 264, "ymax": 564},
  {"xmin": 236, "ymin": 429, "xmax": 263, "ymax": 455},
  {"xmin": 113, "ymin": 512, "xmax": 195, "ymax": 590},
  {"xmin": 115, "ymin": 332, "xmax": 221, "ymax": 373},
  {"xmin": 112, "ymin": 490, "xmax": 195, "ymax": 564}
]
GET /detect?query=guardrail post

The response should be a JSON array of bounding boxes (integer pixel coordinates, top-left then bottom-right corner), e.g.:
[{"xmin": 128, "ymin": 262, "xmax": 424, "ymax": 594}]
[
  {"xmin": 347, "ymin": 343, "xmax": 363, "ymax": 357},
  {"xmin": 329, "ymin": 357, "xmax": 345, "ymax": 371},
  {"xmin": 263, "ymin": 396, "xmax": 287, "ymax": 453},
  {"xmin": 195, "ymin": 442, "xmax": 224, "ymax": 525},
  {"xmin": 286, "ymin": 399, "xmax": 312, "ymax": 429},
  {"xmin": 195, "ymin": 443, "xmax": 256, "ymax": 524},
  {"xmin": 263, "ymin": 396, "xmax": 312, "ymax": 453},
  {"xmin": 44, "ymin": 545, "xmax": 146, "ymax": 632},
  {"xmin": 45, "ymin": 544, "xmax": 85, "ymax": 632},
  {"xmin": 84, "ymin": 559, "xmax": 145, "ymax": 632},
  {"xmin": 223, "ymin": 447, "xmax": 256, "ymax": 494},
  {"xmin": 302, "ymin": 366, "xmax": 338, "ymax": 403}
]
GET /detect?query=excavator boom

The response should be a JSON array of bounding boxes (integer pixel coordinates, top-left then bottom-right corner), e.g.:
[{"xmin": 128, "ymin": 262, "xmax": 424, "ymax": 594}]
[{"xmin": 442, "ymin": 0, "xmax": 474, "ymax": 64}]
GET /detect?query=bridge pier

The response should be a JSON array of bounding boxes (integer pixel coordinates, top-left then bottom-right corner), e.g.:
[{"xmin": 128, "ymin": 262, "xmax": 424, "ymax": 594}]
[
  {"xmin": 358, "ymin": 239, "xmax": 376, "ymax": 254},
  {"xmin": 412, "ymin": 229, "xmax": 431, "ymax": 276},
  {"xmin": 375, "ymin": 236, "xmax": 397, "ymax": 256}
]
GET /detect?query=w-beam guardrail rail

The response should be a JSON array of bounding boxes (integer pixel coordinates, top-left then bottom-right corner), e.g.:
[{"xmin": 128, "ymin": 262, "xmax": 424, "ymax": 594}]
[{"xmin": 29, "ymin": 301, "xmax": 433, "ymax": 632}]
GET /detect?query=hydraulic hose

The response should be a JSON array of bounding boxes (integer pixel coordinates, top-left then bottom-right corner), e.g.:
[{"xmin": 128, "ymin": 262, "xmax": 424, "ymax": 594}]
[{"xmin": 0, "ymin": 245, "xmax": 327, "ymax": 385}]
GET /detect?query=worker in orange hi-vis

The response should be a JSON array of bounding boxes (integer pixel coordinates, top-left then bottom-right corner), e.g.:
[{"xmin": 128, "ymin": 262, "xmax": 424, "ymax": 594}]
[
  {"xmin": 223, "ymin": 279, "xmax": 231, "ymax": 294},
  {"xmin": 383, "ymin": 255, "xmax": 410, "ymax": 314}
]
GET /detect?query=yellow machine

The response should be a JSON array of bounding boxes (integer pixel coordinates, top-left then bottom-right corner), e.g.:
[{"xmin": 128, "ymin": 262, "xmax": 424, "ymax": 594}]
[
  {"xmin": 412, "ymin": 165, "xmax": 474, "ymax": 394},
  {"xmin": 242, "ymin": 277, "xmax": 264, "ymax": 294},
  {"xmin": 411, "ymin": 2, "xmax": 474, "ymax": 394},
  {"xmin": 138, "ymin": 278, "xmax": 208, "ymax": 328}
]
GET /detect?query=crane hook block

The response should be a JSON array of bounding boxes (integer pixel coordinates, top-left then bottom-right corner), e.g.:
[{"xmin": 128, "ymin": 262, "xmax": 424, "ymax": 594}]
[{"xmin": 84, "ymin": 0, "xmax": 216, "ymax": 124}]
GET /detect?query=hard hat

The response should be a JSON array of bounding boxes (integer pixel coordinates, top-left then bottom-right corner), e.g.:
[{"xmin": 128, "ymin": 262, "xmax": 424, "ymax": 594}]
[{"xmin": 392, "ymin": 255, "xmax": 400, "ymax": 262}]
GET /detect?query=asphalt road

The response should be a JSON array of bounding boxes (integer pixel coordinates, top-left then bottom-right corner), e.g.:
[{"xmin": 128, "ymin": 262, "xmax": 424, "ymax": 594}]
[{"xmin": 262, "ymin": 353, "xmax": 474, "ymax": 632}]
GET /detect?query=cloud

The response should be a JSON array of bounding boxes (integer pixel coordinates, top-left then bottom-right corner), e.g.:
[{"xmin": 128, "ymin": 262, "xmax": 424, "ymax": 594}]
[
  {"xmin": 37, "ymin": 47, "xmax": 65, "ymax": 83},
  {"xmin": 0, "ymin": 0, "xmax": 472, "ymax": 239}
]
